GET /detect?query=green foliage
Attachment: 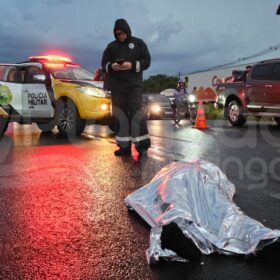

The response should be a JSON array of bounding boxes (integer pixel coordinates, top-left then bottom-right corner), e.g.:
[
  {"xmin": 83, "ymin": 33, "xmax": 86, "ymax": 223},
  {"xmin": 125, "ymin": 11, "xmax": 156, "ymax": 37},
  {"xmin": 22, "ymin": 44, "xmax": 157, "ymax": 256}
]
[
  {"xmin": 204, "ymin": 103, "xmax": 224, "ymax": 119},
  {"xmin": 143, "ymin": 74, "xmax": 178, "ymax": 93}
]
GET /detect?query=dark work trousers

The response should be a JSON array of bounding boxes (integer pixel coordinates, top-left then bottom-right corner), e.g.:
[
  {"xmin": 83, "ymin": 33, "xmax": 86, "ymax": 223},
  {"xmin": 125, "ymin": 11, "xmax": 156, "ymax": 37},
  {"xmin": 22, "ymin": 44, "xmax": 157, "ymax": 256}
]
[{"xmin": 111, "ymin": 88, "xmax": 151, "ymax": 149}]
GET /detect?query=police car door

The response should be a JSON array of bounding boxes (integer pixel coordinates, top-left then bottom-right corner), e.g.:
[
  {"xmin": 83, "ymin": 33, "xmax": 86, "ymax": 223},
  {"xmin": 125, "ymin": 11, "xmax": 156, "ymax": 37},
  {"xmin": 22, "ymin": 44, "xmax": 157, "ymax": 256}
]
[
  {"xmin": 0, "ymin": 65, "xmax": 23, "ymax": 118},
  {"xmin": 22, "ymin": 65, "xmax": 53, "ymax": 119}
]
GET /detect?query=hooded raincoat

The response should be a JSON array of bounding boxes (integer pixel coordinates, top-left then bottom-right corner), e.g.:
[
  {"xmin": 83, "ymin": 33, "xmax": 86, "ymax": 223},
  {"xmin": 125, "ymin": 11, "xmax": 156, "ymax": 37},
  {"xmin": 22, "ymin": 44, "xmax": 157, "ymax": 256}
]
[{"xmin": 102, "ymin": 19, "xmax": 151, "ymax": 149}]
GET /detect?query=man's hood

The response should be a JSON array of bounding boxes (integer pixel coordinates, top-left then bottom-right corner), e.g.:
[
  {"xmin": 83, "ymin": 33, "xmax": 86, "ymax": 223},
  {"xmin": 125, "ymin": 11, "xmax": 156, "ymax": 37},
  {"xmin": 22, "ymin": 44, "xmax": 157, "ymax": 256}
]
[{"xmin": 114, "ymin": 18, "xmax": 131, "ymax": 40}]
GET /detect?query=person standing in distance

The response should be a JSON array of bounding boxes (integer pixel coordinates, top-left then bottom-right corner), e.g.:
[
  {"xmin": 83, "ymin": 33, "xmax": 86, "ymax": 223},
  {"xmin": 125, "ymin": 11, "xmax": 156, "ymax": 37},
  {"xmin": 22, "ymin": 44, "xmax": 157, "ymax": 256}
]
[{"xmin": 102, "ymin": 18, "xmax": 151, "ymax": 157}]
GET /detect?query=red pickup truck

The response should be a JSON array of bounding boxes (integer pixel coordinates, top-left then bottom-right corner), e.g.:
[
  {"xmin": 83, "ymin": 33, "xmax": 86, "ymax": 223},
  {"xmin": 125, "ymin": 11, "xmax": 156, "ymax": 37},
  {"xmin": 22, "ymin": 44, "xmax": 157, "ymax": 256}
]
[{"xmin": 215, "ymin": 59, "xmax": 280, "ymax": 126}]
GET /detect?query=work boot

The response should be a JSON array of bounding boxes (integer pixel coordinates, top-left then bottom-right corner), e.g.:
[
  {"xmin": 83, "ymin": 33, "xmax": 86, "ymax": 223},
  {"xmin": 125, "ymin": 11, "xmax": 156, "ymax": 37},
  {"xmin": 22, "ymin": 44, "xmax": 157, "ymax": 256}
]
[
  {"xmin": 136, "ymin": 145, "xmax": 149, "ymax": 158},
  {"xmin": 161, "ymin": 222, "xmax": 201, "ymax": 262},
  {"xmin": 114, "ymin": 147, "xmax": 131, "ymax": 156}
]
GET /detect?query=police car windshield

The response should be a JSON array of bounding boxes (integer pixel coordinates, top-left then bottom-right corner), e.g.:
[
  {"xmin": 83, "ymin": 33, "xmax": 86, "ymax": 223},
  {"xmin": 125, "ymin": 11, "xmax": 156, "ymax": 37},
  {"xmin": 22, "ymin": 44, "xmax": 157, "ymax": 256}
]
[{"xmin": 47, "ymin": 65, "xmax": 94, "ymax": 80}]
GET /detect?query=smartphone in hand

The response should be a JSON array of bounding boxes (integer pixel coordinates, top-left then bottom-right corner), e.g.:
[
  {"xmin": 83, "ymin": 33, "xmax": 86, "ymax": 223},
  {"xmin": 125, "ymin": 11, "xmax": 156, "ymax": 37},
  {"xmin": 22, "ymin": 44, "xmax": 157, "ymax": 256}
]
[{"xmin": 116, "ymin": 59, "xmax": 125, "ymax": 65}]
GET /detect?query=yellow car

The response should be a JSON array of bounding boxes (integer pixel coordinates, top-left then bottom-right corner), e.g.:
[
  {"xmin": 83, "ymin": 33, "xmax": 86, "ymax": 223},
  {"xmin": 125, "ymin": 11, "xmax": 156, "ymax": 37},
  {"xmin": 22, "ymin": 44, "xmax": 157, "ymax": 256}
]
[{"xmin": 0, "ymin": 55, "xmax": 112, "ymax": 138}]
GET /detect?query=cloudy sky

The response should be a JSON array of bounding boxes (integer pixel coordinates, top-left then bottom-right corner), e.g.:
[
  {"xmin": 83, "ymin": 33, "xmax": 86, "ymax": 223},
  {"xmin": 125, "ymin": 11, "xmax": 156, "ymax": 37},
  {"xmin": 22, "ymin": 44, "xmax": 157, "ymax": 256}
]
[{"xmin": 0, "ymin": 0, "xmax": 279, "ymax": 77}]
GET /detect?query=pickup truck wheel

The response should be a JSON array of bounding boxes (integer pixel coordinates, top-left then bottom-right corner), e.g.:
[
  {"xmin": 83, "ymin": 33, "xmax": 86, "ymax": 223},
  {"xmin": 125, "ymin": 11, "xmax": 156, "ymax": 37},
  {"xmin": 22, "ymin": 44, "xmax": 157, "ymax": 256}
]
[
  {"xmin": 36, "ymin": 121, "xmax": 55, "ymax": 132},
  {"xmin": 0, "ymin": 117, "xmax": 9, "ymax": 139},
  {"xmin": 227, "ymin": 101, "xmax": 247, "ymax": 127},
  {"xmin": 56, "ymin": 100, "xmax": 86, "ymax": 137}
]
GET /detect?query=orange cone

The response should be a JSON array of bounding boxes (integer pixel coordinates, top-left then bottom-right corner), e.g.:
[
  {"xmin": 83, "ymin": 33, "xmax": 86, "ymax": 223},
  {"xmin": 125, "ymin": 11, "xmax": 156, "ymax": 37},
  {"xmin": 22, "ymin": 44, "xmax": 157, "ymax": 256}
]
[{"xmin": 192, "ymin": 100, "xmax": 210, "ymax": 129}]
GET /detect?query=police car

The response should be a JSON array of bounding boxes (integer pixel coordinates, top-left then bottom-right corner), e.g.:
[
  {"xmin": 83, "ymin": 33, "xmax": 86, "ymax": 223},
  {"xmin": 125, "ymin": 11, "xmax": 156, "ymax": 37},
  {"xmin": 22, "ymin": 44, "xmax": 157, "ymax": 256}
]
[{"xmin": 0, "ymin": 55, "xmax": 112, "ymax": 138}]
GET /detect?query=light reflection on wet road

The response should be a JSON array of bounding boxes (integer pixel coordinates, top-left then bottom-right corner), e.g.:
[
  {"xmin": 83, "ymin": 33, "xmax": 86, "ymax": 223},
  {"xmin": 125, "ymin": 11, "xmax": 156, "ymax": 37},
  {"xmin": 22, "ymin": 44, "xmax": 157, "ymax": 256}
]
[{"xmin": 1, "ymin": 120, "xmax": 280, "ymax": 279}]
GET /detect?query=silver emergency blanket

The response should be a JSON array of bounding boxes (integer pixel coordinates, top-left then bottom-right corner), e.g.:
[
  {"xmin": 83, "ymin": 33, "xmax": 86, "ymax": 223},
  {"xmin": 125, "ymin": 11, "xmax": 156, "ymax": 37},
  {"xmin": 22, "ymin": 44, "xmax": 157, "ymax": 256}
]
[{"xmin": 125, "ymin": 161, "xmax": 280, "ymax": 264}]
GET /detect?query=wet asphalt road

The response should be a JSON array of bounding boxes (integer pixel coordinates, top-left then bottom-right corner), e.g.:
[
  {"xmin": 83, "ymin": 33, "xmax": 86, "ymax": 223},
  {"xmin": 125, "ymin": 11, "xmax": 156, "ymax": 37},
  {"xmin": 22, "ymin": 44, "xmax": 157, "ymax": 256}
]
[{"xmin": 0, "ymin": 119, "xmax": 280, "ymax": 280}]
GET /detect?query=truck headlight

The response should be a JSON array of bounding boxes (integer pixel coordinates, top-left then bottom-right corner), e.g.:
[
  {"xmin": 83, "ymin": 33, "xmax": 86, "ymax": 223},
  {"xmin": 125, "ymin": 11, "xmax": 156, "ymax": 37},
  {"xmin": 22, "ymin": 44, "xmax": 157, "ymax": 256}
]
[
  {"xmin": 188, "ymin": 94, "xmax": 196, "ymax": 103},
  {"xmin": 79, "ymin": 86, "xmax": 106, "ymax": 98},
  {"xmin": 218, "ymin": 95, "xmax": 226, "ymax": 103}
]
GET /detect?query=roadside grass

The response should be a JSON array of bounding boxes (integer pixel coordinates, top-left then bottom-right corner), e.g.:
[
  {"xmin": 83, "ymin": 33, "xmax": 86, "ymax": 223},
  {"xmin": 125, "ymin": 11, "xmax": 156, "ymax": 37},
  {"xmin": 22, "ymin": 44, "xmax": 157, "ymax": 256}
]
[
  {"xmin": 201, "ymin": 103, "xmax": 274, "ymax": 122},
  {"xmin": 203, "ymin": 103, "xmax": 224, "ymax": 120}
]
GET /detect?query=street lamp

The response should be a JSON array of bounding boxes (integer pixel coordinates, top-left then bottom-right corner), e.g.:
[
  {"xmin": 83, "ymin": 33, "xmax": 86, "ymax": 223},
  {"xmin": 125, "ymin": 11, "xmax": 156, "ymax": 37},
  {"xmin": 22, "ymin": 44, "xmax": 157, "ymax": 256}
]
[{"xmin": 277, "ymin": 4, "xmax": 280, "ymax": 15}]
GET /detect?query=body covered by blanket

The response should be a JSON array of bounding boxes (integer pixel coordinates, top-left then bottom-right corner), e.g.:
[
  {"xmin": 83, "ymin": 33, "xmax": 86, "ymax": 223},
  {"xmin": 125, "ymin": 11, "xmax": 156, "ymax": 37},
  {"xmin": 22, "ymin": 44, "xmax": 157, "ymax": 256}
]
[{"xmin": 125, "ymin": 161, "xmax": 280, "ymax": 263}]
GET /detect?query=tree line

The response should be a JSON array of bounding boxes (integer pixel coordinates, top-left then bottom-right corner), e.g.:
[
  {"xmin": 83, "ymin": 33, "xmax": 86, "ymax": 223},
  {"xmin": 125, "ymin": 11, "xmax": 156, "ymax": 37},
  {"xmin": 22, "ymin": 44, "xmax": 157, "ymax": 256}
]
[{"xmin": 143, "ymin": 74, "xmax": 179, "ymax": 94}]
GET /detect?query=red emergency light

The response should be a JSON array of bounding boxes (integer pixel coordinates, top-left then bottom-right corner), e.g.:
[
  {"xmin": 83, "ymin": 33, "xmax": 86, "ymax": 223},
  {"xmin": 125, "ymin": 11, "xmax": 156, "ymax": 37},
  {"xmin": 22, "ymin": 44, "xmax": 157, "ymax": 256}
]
[
  {"xmin": 44, "ymin": 62, "xmax": 68, "ymax": 68},
  {"xmin": 29, "ymin": 55, "xmax": 73, "ymax": 63}
]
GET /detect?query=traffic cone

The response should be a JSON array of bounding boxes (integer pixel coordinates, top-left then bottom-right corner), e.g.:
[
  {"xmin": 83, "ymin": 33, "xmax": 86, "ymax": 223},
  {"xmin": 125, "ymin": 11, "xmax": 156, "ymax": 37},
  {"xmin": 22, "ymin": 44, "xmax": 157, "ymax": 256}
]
[{"xmin": 192, "ymin": 100, "xmax": 209, "ymax": 129}]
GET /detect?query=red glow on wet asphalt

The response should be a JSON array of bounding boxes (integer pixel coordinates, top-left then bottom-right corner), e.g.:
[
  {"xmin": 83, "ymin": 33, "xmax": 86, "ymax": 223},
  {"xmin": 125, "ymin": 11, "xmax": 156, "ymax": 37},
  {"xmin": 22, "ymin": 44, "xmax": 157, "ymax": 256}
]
[{"xmin": 9, "ymin": 144, "xmax": 100, "ymax": 279}]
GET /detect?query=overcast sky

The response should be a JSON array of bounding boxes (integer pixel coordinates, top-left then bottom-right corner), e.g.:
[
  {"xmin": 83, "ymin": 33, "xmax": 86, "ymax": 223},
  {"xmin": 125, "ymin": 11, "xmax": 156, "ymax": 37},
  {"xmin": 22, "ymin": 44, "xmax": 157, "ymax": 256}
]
[{"xmin": 0, "ymin": 0, "xmax": 279, "ymax": 77}]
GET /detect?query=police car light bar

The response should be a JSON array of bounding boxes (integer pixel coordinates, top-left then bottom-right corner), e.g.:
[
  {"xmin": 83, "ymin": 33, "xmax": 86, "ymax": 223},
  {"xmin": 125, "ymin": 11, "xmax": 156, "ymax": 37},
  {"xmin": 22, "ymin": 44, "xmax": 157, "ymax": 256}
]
[
  {"xmin": 29, "ymin": 55, "xmax": 72, "ymax": 63},
  {"xmin": 43, "ymin": 62, "xmax": 80, "ymax": 68},
  {"xmin": 44, "ymin": 62, "xmax": 68, "ymax": 68}
]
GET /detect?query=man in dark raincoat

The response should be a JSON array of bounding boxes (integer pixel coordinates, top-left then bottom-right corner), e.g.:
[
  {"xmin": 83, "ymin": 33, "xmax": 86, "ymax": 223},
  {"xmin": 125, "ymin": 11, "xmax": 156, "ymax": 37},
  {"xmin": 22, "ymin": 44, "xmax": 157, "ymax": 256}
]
[{"xmin": 102, "ymin": 18, "xmax": 151, "ymax": 157}]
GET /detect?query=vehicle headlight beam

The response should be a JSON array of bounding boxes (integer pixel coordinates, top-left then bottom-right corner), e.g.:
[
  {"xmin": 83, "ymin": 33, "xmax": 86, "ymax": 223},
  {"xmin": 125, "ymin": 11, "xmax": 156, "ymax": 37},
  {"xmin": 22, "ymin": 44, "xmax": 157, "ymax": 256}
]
[
  {"xmin": 79, "ymin": 86, "xmax": 106, "ymax": 98},
  {"xmin": 150, "ymin": 104, "xmax": 161, "ymax": 113},
  {"xmin": 188, "ymin": 94, "xmax": 196, "ymax": 103}
]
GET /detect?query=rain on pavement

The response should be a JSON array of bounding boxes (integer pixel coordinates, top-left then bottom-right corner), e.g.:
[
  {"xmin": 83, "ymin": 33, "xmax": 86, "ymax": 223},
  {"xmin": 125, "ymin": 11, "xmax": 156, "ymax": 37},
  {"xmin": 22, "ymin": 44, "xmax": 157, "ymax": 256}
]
[{"xmin": 1, "ymin": 119, "xmax": 280, "ymax": 280}]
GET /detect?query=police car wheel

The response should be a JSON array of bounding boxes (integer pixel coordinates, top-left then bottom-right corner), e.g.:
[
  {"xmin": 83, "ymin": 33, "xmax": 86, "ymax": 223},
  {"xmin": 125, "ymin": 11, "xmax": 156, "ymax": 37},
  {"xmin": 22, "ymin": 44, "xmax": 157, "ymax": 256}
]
[
  {"xmin": 0, "ymin": 117, "xmax": 9, "ymax": 139},
  {"xmin": 56, "ymin": 100, "xmax": 86, "ymax": 137},
  {"xmin": 36, "ymin": 121, "xmax": 55, "ymax": 132}
]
